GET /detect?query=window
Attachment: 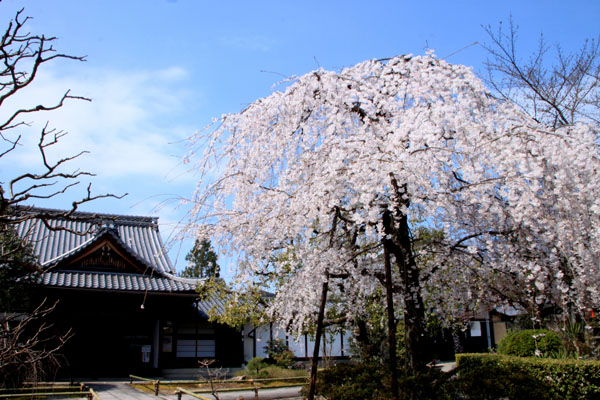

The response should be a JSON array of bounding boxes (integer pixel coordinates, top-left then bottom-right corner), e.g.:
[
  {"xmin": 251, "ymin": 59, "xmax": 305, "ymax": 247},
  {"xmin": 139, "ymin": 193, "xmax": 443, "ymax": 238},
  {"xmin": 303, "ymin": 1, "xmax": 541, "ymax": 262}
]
[
  {"xmin": 175, "ymin": 325, "xmax": 216, "ymax": 358},
  {"xmin": 470, "ymin": 321, "xmax": 482, "ymax": 337},
  {"xmin": 176, "ymin": 339, "xmax": 216, "ymax": 358}
]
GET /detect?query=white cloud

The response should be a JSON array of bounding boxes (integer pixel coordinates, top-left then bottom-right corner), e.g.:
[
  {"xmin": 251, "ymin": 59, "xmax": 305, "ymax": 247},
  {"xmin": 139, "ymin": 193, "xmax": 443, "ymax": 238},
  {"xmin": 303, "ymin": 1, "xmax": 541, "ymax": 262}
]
[
  {"xmin": 0, "ymin": 64, "xmax": 202, "ymax": 267},
  {"xmin": 0, "ymin": 64, "xmax": 197, "ymax": 183}
]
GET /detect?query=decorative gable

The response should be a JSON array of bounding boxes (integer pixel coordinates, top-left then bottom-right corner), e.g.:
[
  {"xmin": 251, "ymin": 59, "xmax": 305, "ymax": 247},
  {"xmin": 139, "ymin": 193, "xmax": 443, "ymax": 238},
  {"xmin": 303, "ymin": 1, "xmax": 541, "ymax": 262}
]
[{"xmin": 58, "ymin": 235, "xmax": 148, "ymax": 274}]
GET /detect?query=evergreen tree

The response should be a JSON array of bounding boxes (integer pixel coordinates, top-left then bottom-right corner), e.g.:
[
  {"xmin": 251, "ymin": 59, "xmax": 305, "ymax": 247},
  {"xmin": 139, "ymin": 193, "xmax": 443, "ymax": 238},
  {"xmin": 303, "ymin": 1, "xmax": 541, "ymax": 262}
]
[
  {"xmin": 0, "ymin": 223, "xmax": 40, "ymax": 312},
  {"xmin": 180, "ymin": 239, "xmax": 220, "ymax": 278}
]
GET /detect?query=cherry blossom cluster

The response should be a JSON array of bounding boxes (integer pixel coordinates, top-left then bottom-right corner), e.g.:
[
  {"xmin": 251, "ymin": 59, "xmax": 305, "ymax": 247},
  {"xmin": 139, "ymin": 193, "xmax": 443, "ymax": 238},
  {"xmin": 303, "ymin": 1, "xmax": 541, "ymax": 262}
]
[{"xmin": 187, "ymin": 54, "xmax": 600, "ymax": 335}]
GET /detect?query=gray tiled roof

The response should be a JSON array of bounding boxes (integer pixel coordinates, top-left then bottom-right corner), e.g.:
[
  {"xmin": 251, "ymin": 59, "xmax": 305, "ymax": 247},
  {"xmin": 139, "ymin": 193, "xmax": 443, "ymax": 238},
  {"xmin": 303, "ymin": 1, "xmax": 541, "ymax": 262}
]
[
  {"xmin": 15, "ymin": 207, "xmax": 176, "ymax": 275},
  {"xmin": 43, "ymin": 270, "xmax": 199, "ymax": 292},
  {"xmin": 14, "ymin": 207, "xmax": 207, "ymax": 295}
]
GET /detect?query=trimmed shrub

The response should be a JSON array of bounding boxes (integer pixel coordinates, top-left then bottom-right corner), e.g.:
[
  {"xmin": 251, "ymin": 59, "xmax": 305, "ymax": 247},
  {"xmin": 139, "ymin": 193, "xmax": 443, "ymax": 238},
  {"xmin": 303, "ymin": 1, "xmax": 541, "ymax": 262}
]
[
  {"xmin": 397, "ymin": 367, "xmax": 457, "ymax": 400},
  {"xmin": 274, "ymin": 350, "xmax": 295, "ymax": 368},
  {"xmin": 497, "ymin": 329, "xmax": 564, "ymax": 357},
  {"xmin": 245, "ymin": 357, "xmax": 269, "ymax": 377},
  {"xmin": 456, "ymin": 353, "xmax": 600, "ymax": 399},
  {"xmin": 312, "ymin": 362, "xmax": 388, "ymax": 400},
  {"xmin": 311, "ymin": 355, "xmax": 600, "ymax": 399},
  {"xmin": 262, "ymin": 338, "xmax": 297, "ymax": 368},
  {"xmin": 312, "ymin": 362, "xmax": 457, "ymax": 399}
]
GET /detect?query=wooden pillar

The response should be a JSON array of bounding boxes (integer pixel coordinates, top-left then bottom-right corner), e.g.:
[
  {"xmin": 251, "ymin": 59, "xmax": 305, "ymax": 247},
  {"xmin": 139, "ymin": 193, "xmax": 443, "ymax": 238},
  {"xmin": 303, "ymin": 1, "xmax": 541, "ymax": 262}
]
[
  {"xmin": 304, "ymin": 334, "xmax": 308, "ymax": 358},
  {"xmin": 383, "ymin": 242, "xmax": 399, "ymax": 400},
  {"xmin": 307, "ymin": 273, "xmax": 329, "ymax": 400},
  {"xmin": 252, "ymin": 327, "xmax": 257, "ymax": 358},
  {"xmin": 152, "ymin": 320, "xmax": 160, "ymax": 369}
]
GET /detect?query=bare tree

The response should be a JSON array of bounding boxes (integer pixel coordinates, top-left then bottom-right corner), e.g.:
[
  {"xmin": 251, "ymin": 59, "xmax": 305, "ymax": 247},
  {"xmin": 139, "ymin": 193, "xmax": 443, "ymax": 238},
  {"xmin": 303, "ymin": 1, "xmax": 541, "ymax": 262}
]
[
  {"xmin": 0, "ymin": 9, "xmax": 123, "ymax": 387},
  {"xmin": 198, "ymin": 359, "xmax": 228, "ymax": 400},
  {"xmin": 0, "ymin": 300, "xmax": 72, "ymax": 388},
  {"xmin": 482, "ymin": 16, "xmax": 600, "ymax": 129},
  {"xmin": 0, "ymin": 9, "xmax": 124, "ymax": 224}
]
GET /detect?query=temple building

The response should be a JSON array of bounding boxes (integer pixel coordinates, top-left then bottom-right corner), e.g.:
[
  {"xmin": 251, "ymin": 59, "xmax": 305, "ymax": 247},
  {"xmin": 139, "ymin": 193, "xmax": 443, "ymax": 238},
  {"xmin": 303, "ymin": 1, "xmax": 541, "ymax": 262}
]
[{"xmin": 14, "ymin": 207, "xmax": 242, "ymax": 378}]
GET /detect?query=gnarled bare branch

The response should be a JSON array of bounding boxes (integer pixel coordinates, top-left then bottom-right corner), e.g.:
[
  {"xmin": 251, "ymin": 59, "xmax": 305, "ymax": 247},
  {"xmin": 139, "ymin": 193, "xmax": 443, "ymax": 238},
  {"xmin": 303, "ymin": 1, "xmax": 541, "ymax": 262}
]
[{"xmin": 482, "ymin": 16, "xmax": 600, "ymax": 128}]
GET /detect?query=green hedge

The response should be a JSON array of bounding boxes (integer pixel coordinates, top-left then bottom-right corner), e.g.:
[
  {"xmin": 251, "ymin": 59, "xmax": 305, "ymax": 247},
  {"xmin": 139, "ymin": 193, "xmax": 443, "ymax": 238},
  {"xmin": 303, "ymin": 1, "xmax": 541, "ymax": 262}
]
[
  {"xmin": 310, "ymin": 362, "xmax": 388, "ymax": 400},
  {"xmin": 456, "ymin": 353, "xmax": 600, "ymax": 400}
]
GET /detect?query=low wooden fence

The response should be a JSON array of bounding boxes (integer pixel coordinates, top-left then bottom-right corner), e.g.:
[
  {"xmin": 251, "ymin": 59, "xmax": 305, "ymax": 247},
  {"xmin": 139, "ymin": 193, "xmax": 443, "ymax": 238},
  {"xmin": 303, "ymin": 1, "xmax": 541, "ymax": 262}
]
[
  {"xmin": 0, "ymin": 383, "xmax": 101, "ymax": 399},
  {"xmin": 130, "ymin": 374, "xmax": 308, "ymax": 399},
  {"xmin": 174, "ymin": 388, "xmax": 212, "ymax": 400},
  {"xmin": 129, "ymin": 375, "xmax": 162, "ymax": 396}
]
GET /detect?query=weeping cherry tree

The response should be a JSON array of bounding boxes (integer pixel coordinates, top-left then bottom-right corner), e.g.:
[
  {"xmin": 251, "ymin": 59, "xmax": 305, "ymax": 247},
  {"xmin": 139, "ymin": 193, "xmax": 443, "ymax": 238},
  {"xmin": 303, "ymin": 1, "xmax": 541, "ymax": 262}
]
[{"xmin": 186, "ymin": 55, "xmax": 600, "ymax": 390}]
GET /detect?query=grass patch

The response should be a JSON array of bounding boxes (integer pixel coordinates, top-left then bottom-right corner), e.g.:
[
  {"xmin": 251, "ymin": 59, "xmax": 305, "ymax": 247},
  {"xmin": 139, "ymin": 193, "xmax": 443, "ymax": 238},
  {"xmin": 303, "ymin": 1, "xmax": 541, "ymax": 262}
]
[
  {"xmin": 236, "ymin": 365, "xmax": 308, "ymax": 380},
  {"xmin": 132, "ymin": 369, "xmax": 309, "ymax": 396}
]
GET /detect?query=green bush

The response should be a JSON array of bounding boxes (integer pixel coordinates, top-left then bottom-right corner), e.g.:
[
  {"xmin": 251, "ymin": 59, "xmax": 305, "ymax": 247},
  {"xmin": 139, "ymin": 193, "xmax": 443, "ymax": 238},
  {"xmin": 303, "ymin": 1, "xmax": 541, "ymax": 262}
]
[
  {"xmin": 456, "ymin": 353, "xmax": 600, "ymax": 399},
  {"xmin": 241, "ymin": 357, "xmax": 307, "ymax": 380},
  {"xmin": 310, "ymin": 355, "xmax": 600, "ymax": 399},
  {"xmin": 456, "ymin": 354, "xmax": 554, "ymax": 399},
  {"xmin": 312, "ymin": 362, "xmax": 388, "ymax": 400},
  {"xmin": 261, "ymin": 338, "xmax": 298, "ymax": 368},
  {"xmin": 497, "ymin": 329, "xmax": 564, "ymax": 357},
  {"xmin": 258, "ymin": 365, "xmax": 307, "ymax": 379},
  {"xmin": 396, "ymin": 367, "xmax": 458, "ymax": 400},
  {"xmin": 245, "ymin": 357, "xmax": 269, "ymax": 377},
  {"xmin": 312, "ymin": 362, "xmax": 459, "ymax": 399},
  {"xmin": 264, "ymin": 338, "xmax": 288, "ymax": 359},
  {"xmin": 273, "ymin": 350, "xmax": 295, "ymax": 368}
]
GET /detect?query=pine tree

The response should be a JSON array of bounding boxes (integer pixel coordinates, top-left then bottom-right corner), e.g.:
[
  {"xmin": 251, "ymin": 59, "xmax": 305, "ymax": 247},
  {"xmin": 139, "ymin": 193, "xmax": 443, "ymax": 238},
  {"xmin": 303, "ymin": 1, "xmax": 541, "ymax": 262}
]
[{"xmin": 180, "ymin": 239, "xmax": 220, "ymax": 278}]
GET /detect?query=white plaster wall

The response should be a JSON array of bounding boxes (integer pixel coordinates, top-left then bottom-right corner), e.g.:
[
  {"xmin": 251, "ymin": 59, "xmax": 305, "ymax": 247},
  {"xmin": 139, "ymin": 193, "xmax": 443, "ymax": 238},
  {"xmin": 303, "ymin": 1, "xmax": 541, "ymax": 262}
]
[{"xmin": 242, "ymin": 323, "xmax": 351, "ymax": 362}]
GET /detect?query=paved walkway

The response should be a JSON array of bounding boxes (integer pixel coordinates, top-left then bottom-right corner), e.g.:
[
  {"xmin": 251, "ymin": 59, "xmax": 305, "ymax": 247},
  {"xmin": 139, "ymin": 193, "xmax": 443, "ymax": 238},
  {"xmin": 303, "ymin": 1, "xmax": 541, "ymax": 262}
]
[
  {"xmin": 87, "ymin": 382, "xmax": 177, "ymax": 400},
  {"xmin": 191, "ymin": 386, "xmax": 302, "ymax": 399},
  {"xmin": 86, "ymin": 382, "xmax": 302, "ymax": 400}
]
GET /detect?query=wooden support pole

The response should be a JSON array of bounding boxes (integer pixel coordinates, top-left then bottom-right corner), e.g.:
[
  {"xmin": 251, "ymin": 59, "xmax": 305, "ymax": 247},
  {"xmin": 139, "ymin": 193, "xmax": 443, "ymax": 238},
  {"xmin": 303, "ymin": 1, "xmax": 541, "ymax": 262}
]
[
  {"xmin": 307, "ymin": 271, "xmax": 329, "ymax": 400},
  {"xmin": 384, "ymin": 242, "xmax": 399, "ymax": 400}
]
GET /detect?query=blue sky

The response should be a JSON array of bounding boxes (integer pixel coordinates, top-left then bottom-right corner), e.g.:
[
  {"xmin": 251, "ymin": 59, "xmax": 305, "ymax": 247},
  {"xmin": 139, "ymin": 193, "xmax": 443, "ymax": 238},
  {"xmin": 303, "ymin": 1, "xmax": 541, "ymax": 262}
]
[{"xmin": 1, "ymin": 0, "xmax": 598, "ymax": 276}]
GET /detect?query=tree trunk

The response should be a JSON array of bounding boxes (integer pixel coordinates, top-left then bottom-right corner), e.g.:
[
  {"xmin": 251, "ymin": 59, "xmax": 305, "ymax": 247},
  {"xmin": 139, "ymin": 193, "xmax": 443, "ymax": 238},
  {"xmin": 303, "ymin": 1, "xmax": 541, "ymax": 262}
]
[
  {"xmin": 354, "ymin": 318, "xmax": 373, "ymax": 360},
  {"xmin": 382, "ymin": 209, "xmax": 429, "ymax": 374}
]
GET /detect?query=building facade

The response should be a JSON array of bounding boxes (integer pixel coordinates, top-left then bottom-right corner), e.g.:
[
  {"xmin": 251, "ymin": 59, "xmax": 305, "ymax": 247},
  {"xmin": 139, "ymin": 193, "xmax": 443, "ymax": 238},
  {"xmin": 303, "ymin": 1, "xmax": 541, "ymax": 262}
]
[{"xmin": 14, "ymin": 208, "xmax": 242, "ymax": 378}]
